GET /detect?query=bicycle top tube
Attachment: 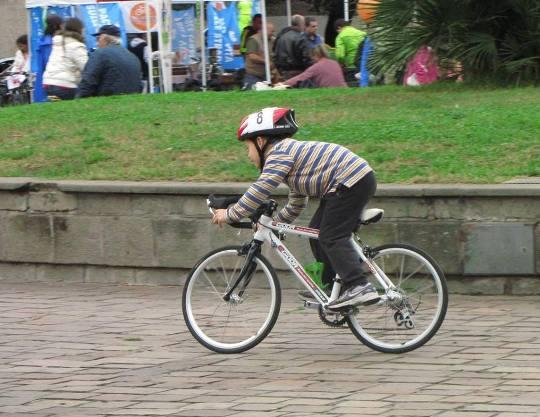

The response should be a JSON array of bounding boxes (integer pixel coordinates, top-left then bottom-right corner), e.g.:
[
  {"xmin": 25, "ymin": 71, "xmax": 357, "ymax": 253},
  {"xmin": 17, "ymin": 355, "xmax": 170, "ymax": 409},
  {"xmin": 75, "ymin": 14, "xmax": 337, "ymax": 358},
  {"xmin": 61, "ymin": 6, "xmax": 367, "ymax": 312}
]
[
  {"xmin": 260, "ymin": 216, "xmax": 320, "ymax": 239},
  {"xmin": 207, "ymin": 194, "xmax": 320, "ymax": 239}
]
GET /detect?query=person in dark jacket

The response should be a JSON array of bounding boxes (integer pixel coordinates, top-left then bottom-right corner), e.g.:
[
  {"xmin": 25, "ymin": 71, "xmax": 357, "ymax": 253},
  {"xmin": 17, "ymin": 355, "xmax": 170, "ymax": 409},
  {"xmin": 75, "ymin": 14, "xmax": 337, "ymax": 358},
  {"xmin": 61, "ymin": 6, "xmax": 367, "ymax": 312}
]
[
  {"xmin": 273, "ymin": 15, "xmax": 313, "ymax": 79},
  {"xmin": 128, "ymin": 34, "xmax": 149, "ymax": 82},
  {"xmin": 78, "ymin": 25, "xmax": 141, "ymax": 98}
]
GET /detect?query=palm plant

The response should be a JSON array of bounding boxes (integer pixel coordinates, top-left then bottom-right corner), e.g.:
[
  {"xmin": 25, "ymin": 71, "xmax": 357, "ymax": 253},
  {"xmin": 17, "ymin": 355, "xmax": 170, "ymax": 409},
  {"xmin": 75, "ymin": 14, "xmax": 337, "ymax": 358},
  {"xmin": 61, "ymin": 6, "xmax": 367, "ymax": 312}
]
[{"xmin": 367, "ymin": 0, "xmax": 540, "ymax": 85}]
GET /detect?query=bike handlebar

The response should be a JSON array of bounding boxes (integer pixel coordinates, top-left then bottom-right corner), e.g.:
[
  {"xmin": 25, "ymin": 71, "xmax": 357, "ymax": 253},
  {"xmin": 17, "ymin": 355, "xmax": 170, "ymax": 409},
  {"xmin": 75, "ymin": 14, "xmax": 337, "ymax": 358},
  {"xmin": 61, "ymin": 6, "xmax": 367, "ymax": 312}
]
[
  {"xmin": 207, "ymin": 194, "xmax": 278, "ymax": 230},
  {"xmin": 207, "ymin": 194, "xmax": 252, "ymax": 229}
]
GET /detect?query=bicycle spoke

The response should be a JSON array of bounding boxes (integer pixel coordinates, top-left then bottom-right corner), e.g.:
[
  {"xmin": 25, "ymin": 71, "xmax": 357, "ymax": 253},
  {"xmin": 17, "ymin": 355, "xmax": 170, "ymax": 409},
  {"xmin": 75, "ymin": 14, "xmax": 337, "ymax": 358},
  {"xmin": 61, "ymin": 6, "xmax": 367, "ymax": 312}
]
[
  {"xmin": 201, "ymin": 270, "xmax": 225, "ymax": 301},
  {"xmin": 348, "ymin": 245, "xmax": 447, "ymax": 353},
  {"xmin": 398, "ymin": 255, "xmax": 405, "ymax": 286},
  {"xmin": 400, "ymin": 263, "xmax": 427, "ymax": 286},
  {"xmin": 184, "ymin": 247, "xmax": 280, "ymax": 353}
]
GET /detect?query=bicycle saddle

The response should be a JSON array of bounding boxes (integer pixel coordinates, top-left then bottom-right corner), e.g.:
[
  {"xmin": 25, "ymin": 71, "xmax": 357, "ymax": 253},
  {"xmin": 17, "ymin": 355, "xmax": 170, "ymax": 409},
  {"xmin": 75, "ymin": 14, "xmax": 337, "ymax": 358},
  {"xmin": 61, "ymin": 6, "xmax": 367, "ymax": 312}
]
[{"xmin": 359, "ymin": 208, "xmax": 384, "ymax": 225}]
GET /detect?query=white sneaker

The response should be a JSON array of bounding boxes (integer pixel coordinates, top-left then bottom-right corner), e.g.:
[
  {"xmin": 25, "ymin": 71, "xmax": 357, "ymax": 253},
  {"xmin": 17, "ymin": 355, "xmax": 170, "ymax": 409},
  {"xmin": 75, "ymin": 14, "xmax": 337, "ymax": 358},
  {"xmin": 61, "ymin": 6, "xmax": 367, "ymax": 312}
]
[{"xmin": 327, "ymin": 283, "xmax": 380, "ymax": 310}]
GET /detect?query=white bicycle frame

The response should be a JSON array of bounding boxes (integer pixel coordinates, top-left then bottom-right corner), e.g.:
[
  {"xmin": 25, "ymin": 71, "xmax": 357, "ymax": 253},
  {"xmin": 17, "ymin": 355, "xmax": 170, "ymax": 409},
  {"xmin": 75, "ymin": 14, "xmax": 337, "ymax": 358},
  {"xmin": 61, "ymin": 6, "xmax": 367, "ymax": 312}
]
[{"xmin": 253, "ymin": 214, "xmax": 398, "ymax": 308}]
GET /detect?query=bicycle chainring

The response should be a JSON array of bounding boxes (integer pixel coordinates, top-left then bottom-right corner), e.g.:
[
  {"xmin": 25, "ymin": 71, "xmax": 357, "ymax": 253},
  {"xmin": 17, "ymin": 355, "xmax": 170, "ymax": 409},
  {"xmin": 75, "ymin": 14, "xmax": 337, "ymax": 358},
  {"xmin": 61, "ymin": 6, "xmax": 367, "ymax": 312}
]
[{"xmin": 318, "ymin": 305, "xmax": 348, "ymax": 328}]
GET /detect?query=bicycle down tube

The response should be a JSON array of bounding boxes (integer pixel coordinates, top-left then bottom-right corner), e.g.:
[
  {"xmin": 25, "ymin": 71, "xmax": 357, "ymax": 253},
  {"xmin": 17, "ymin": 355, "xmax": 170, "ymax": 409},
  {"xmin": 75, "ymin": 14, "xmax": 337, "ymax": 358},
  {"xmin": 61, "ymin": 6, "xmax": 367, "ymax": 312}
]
[{"xmin": 256, "ymin": 214, "xmax": 395, "ymax": 306}]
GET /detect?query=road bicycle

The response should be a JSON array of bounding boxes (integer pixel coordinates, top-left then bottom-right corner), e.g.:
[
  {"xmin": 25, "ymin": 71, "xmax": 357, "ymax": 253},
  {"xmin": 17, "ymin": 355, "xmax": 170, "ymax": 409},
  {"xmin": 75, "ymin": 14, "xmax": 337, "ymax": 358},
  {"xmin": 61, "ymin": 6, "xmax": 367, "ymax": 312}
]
[{"xmin": 182, "ymin": 195, "xmax": 448, "ymax": 354}]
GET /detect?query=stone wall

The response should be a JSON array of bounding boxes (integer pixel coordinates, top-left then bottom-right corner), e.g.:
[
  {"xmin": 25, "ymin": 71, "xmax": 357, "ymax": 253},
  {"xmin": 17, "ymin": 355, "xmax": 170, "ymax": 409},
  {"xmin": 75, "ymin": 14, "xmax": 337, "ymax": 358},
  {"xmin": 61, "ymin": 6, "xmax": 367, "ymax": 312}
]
[
  {"xmin": 0, "ymin": 178, "xmax": 538, "ymax": 294},
  {"xmin": 0, "ymin": 1, "xmax": 27, "ymax": 59}
]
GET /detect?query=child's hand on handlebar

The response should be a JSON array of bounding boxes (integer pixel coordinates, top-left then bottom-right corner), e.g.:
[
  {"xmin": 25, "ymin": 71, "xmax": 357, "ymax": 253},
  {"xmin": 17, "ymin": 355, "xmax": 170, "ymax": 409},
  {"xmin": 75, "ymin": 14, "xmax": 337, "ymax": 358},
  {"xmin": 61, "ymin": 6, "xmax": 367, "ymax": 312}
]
[{"xmin": 211, "ymin": 209, "xmax": 228, "ymax": 227}]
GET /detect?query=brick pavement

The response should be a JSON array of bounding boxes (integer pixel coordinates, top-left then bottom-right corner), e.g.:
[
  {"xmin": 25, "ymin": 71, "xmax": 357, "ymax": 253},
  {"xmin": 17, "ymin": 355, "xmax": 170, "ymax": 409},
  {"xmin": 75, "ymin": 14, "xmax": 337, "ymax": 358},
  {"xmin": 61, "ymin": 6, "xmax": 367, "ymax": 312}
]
[{"xmin": 0, "ymin": 281, "xmax": 539, "ymax": 417}]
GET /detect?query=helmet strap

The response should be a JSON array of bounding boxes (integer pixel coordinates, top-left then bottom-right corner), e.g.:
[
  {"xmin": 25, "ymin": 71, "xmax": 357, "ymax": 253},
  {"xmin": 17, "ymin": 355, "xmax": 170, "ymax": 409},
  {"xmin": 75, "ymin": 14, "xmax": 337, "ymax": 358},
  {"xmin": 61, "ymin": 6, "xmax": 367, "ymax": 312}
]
[{"xmin": 254, "ymin": 137, "xmax": 270, "ymax": 172}]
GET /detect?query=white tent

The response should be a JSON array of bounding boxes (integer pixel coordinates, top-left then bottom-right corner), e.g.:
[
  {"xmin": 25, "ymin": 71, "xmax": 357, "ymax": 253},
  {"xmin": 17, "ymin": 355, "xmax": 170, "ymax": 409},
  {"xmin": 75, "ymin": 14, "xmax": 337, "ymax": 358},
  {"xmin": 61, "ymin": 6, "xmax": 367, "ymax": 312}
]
[
  {"xmin": 25, "ymin": 0, "xmax": 348, "ymax": 94},
  {"xmin": 25, "ymin": 0, "xmax": 267, "ymax": 93},
  {"xmin": 26, "ymin": 0, "xmax": 95, "ymax": 5}
]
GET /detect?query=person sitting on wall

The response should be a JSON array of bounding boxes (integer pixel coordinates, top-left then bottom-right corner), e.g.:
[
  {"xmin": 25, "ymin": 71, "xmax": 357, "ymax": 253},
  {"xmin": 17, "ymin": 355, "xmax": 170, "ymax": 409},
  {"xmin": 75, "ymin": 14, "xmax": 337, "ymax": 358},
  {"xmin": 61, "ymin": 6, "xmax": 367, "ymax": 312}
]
[
  {"xmin": 7, "ymin": 35, "xmax": 29, "ymax": 75},
  {"xmin": 281, "ymin": 45, "xmax": 346, "ymax": 88},
  {"xmin": 243, "ymin": 22, "xmax": 280, "ymax": 89},
  {"xmin": 128, "ymin": 34, "xmax": 150, "ymax": 92},
  {"xmin": 240, "ymin": 13, "xmax": 262, "ymax": 58},
  {"xmin": 78, "ymin": 25, "xmax": 141, "ymax": 98},
  {"xmin": 43, "ymin": 18, "xmax": 88, "ymax": 100}
]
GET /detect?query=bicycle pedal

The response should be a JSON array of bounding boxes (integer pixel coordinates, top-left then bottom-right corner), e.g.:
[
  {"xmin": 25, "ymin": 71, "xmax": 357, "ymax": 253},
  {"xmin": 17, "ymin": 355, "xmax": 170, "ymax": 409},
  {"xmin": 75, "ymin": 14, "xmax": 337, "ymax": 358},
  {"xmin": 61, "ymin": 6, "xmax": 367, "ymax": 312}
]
[{"xmin": 325, "ymin": 305, "xmax": 356, "ymax": 314}]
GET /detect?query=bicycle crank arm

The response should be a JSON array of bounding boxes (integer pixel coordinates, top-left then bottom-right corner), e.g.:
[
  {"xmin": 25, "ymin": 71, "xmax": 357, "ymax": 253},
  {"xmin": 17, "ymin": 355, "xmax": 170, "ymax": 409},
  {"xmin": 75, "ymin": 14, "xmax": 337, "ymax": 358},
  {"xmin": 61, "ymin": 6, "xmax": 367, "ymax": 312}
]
[{"xmin": 303, "ymin": 300, "xmax": 321, "ymax": 310}]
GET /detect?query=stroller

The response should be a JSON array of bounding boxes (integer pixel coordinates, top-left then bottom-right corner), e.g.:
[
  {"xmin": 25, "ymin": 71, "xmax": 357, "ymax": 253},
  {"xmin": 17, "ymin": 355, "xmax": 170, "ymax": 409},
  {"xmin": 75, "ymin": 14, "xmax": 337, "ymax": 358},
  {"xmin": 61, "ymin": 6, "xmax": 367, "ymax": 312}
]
[{"xmin": 0, "ymin": 71, "xmax": 32, "ymax": 107}]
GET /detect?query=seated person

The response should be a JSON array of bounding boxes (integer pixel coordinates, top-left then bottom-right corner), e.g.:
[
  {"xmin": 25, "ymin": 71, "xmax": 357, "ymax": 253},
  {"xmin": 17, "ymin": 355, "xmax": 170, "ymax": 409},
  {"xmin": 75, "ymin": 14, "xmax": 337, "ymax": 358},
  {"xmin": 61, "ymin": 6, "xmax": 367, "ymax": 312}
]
[
  {"xmin": 2, "ymin": 35, "xmax": 29, "ymax": 76},
  {"xmin": 282, "ymin": 45, "xmax": 346, "ymax": 88},
  {"xmin": 78, "ymin": 25, "xmax": 141, "ymax": 98},
  {"xmin": 243, "ymin": 22, "xmax": 280, "ymax": 90},
  {"xmin": 240, "ymin": 13, "xmax": 262, "ymax": 57},
  {"xmin": 1, "ymin": 35, "xmax": 29, "ymax": 91}
]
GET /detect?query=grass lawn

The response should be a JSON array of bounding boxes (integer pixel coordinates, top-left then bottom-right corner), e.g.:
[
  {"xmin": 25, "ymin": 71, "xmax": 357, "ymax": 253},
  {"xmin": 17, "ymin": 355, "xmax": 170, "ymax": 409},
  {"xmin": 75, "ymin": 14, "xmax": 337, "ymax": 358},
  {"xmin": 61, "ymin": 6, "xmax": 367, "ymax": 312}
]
[{"xmin": 0, "ymin": 84, "xmax": 538, "ymax": 183}]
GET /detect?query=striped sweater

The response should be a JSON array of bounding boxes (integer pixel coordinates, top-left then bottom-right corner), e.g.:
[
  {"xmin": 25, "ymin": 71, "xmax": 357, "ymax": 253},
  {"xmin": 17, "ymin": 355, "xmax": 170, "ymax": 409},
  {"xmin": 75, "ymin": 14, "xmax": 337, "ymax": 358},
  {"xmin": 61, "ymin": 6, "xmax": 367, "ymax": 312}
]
[{"xmin": 226, "ymin": 138, "xmax": 373, "ymax": 224}]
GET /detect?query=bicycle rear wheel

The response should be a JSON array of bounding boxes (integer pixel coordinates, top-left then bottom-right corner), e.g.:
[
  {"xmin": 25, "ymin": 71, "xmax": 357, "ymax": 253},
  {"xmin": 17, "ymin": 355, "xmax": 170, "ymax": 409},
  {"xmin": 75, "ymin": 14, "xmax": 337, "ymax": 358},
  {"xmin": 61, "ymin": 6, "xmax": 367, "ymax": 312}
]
[
  {"xmin": 182, "ymin": 245, "xmax": 281, "ymax": 353},
  {"xmin": 347, "ymin": 243, "xmax": 448, "ymax": 353}
]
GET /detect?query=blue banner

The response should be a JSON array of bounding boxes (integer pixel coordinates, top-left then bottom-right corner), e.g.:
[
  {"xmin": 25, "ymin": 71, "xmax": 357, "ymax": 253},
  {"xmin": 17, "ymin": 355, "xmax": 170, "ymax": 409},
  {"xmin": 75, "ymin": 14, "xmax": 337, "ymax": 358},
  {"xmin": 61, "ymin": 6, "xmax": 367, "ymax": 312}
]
[
  {"xmin": 172, "ymin": 7, "xmax": 196, "ymax": 65},
  {"xmin": 47, "ymin": 6, "xmax": 74, "ymax": 19},
  {"xmin": 77, "ymin": 3, "xmax": 126, "ymax": 50},
  {"xmin": 30, "ymin": 7, "xmax": 45, "ymax": 76},
  {"xmin": 207, "ymin": 3, "xmax": 243, "ymax": 70}
]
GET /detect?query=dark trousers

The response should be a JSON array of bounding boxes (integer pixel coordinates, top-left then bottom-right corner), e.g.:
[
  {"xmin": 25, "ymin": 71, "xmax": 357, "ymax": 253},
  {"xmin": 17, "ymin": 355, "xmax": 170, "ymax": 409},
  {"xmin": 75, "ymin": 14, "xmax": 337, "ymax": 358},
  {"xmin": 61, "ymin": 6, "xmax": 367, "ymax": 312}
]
[
  {"xmin": 45, "ymin": 85, "xmax": 77, "ymax": 100},
  {"xmin": 344, "ymin": 68, "xmax": 359, "ymax": 87},
  {"xmin": 242, "ymin": 73, "xmax": 264, "ymax": 90},
  {"xmin": 309, "ymin": 171, "xmax": 377, "ymax": 287}
]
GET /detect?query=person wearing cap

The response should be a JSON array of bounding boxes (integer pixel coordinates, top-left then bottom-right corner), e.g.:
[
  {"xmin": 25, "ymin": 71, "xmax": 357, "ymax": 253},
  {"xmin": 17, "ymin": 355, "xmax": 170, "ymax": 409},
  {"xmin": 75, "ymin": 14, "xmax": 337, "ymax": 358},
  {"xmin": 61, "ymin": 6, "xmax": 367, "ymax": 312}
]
[{"xmin": 78, "ymin": 25, "xmax": 141, "ymax": 98}]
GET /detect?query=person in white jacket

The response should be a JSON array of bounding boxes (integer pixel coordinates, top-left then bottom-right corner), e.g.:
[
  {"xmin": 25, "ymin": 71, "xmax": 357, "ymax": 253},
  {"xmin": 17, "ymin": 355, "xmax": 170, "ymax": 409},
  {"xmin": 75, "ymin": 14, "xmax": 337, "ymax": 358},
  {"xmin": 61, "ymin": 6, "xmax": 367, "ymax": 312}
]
[{"xmin": 43, "ymin": 18, "xmax": 88, "ymax": 100}]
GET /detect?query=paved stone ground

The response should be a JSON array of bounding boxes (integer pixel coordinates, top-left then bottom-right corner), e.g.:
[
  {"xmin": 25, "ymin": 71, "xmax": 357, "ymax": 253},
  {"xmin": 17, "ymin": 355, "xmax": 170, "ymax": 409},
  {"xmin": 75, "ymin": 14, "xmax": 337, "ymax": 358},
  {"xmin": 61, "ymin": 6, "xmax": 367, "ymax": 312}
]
[{"xmin": 0, "ymin": 281, "xmax": 539, "ymax": 417}]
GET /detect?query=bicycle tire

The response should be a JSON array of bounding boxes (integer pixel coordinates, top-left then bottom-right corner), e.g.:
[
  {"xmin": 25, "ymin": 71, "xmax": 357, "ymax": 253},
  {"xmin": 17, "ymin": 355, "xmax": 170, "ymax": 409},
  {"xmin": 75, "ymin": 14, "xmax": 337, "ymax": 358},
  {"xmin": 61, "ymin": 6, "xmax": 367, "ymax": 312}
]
[
  {"xmin": 182, "ymin": 245, "xmax": 281, "ymax": 353},
  {"xmin": 347, "ymin": 243, "xmax": 448, "ymax": 353}
]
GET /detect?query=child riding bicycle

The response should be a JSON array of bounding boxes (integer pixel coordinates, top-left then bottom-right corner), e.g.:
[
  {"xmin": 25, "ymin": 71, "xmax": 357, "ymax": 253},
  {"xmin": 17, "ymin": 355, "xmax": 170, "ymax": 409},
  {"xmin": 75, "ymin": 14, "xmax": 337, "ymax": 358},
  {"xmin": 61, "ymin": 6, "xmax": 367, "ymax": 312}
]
[{"xmin": 211, "ymin": 107, "xmax": 380, "ymax": 309}]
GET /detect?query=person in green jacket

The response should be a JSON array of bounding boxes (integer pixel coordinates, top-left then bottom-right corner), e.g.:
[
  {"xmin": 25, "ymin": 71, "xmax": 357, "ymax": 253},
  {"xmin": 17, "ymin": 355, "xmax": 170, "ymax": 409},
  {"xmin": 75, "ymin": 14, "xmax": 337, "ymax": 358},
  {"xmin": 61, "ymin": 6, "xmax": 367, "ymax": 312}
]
[
  {"xmin": 334, "ymin": 19, "xmax": 366, "ymax": 84},
  {"xmin": 238, "ymin": 0, "xmax": 253, "ymax": 35}
]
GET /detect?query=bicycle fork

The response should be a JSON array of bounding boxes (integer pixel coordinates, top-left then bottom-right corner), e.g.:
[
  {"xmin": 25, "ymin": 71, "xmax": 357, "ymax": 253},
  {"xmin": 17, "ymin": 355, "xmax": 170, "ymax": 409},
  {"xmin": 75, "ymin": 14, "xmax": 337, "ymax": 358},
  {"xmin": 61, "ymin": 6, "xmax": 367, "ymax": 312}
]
[{"xmin": 222, "ymin": 241, "xmax": 261, "ymax": 302}]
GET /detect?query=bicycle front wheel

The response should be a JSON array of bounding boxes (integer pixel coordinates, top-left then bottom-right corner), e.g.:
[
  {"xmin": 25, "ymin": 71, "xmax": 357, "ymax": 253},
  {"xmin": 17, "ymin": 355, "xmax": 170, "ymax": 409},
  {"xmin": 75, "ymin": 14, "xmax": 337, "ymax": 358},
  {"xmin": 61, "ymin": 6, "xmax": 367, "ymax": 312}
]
[
  {"xmin": 347, "ymin": 243, "xmax": 448, "ymax": 353},
  {"xmin": 182, "ymin": 245, "xmax": 281, "ymax": 353}
]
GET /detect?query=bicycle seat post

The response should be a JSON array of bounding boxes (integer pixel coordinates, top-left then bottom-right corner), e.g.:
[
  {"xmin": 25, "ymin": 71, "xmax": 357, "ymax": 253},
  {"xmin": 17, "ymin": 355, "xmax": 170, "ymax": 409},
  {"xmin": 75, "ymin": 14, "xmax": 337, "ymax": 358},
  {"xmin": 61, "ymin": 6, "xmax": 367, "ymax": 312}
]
[{"xmin": 329, "ymin": 277, "xmax": 343, "ymax": 301}]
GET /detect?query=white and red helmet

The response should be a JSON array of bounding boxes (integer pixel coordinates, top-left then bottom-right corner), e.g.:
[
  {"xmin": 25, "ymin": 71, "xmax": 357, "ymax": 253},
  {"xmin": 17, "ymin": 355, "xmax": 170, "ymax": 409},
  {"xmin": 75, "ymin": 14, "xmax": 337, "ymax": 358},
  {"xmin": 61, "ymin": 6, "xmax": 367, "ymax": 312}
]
[{"xmin": 237, "ymin": 107, "xmax": 298, "ymax": 141}]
